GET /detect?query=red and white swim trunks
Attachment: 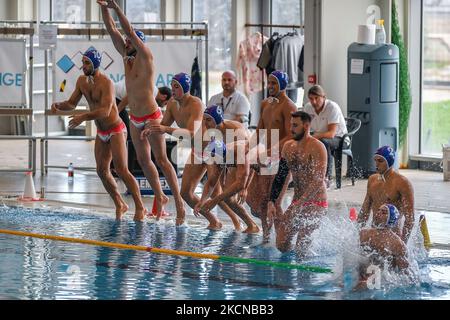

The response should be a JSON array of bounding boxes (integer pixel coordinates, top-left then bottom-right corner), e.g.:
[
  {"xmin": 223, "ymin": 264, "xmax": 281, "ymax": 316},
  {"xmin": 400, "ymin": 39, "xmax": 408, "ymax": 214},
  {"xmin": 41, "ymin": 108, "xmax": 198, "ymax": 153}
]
[
  {"xmin": 130, "ymin": 108, "xmax": 163, "ymax": 129},
  {"xmin": 97, "ymin": 121, "xmax": 127, "ymax": 143}
]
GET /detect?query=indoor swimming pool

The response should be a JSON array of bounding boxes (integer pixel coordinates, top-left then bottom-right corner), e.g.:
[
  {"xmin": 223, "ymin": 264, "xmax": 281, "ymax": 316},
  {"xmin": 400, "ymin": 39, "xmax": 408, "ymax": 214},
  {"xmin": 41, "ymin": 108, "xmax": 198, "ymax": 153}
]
[{"xmin": 0, "ymin": 205, "xmax": 449, "ymax": 300}]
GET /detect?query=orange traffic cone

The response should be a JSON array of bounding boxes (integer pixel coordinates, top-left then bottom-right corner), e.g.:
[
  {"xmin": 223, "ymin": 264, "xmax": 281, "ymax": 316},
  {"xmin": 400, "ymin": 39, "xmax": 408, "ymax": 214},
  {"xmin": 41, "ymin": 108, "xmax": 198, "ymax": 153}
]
[
  {"xmin": 349, "ymin": 207, "xmax": 358, "ymax": 221},
  {"xmin": 148, "ymin": 197, "xmax": 169, "ymax": 218},
  {"xmin": 18, "ymin": 172, "xmax": 42, "ymax": 201}
]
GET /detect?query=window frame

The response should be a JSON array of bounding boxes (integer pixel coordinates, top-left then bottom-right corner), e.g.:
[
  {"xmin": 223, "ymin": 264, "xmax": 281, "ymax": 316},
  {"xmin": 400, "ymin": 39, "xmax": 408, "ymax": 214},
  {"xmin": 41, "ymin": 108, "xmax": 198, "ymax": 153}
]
[
  {"xmin": 124, "ymin": 0, "xmax": 163, "ymax": 23},
  {"xmin": 192, "ymin": 0, "xmax": 233, "ymax": 72},
  {"xmin": 418, "ymin": 0, "xmax": 450, "ymax": 157},
  {"xmin": 50, "ymin": 0, "xmax": 87, "ymax": 23}
]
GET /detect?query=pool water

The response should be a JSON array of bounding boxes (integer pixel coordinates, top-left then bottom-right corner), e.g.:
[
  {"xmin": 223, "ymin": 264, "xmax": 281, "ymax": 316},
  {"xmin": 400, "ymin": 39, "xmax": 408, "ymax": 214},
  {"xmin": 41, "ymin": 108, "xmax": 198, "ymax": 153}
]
[{"xmin": 0, "ymin": 205, "xmax": 449, "ymax": 300}]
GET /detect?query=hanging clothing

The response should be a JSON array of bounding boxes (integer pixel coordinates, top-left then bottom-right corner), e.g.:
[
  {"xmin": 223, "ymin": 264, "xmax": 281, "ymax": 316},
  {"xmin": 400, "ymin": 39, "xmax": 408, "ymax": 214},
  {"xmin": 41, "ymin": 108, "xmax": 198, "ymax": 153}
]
[
  {"xmin": 257, "ymin": 32, "xmax": 305, "ymax": 90},
  {"xmin": 237, "ymin": 32, "xmax": 268, "ymax": 96},
  {"xmin": 299, "ymin": 45, "xmax": 304, "ymax": 72},
  {"xmin": 257, "ymin": 35, "xmax": 277, "ymax": 75},
  {"xmin": 273, "ymin": 33, "xmax": 304, "ymax": 90},
  {"xmin": 190, "ymin": 56, "xmax": 202, "ymax": 99}
]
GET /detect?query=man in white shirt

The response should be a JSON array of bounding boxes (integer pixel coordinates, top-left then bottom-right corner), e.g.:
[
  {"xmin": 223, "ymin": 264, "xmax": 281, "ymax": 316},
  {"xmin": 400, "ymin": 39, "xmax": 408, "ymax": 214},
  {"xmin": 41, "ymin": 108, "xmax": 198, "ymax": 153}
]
[
  {"xmin": 304, "ymin": 85, "xmax": 347, "ymax": 185},
  {"xmin": 208, "ymin": 70, "xmax": 251, "ymax": 127}
]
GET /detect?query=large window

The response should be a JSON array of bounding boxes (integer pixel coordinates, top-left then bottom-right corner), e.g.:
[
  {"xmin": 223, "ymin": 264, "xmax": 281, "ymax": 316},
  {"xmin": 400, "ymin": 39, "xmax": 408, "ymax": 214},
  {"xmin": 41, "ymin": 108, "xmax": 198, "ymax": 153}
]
[
  {"xmin": 194, "ymin": 0, "xmax": 232, "ymax": 99},
  {"xmin": 271, "ymin": 0, "xmax": 305, "ymax": 105},
  {"xmin": 271, "ymin": 0, "xmax": 304, "ymax": 34},
  {"xmin": 125, "ymin": 0, "xmax": 160, "ymax": 23},
  {"xmin": 52, "ymin": 0, "xmax": 86, "ymax": 22},
  {"xmin": 422, "ymin": 0, "xmax": 450, "ymax": 155},
  {"xmin": 194, "ymin": 0, "xmax": 232, "ymax": 72}
]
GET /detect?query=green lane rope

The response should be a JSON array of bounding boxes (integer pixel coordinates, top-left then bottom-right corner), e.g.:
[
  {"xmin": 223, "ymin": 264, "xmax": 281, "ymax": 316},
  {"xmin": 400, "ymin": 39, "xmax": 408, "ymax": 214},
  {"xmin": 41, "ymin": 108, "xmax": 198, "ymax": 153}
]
[{"xmin": 0, "ymin": 228, "xmax": 332, "ymax": 273}]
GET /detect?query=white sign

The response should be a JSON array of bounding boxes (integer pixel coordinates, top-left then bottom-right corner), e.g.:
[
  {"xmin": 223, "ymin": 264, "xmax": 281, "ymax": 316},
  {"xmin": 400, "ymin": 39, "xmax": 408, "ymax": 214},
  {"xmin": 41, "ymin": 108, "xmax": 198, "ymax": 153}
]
[
  {"xmin": 350, "ymin": 59, "xmax": 364, "ymax": 75},
  {"xmin": 53, "ymin": 39, "xmax": 199, "ymax": 104},
  {"xmin": 0, "ymin": 39, "xmax": 27, "ymax": 106},
  {"xmin": 39, "ymin": 25, "xmax": 58, "ymax": 49}
]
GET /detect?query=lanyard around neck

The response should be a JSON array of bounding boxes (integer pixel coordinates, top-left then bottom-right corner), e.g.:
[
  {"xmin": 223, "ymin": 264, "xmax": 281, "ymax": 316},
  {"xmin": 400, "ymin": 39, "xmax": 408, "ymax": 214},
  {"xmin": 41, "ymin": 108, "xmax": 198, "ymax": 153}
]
[{"xmin": 221, "ymin": 96, "xmax": 233, "ymax": 112}]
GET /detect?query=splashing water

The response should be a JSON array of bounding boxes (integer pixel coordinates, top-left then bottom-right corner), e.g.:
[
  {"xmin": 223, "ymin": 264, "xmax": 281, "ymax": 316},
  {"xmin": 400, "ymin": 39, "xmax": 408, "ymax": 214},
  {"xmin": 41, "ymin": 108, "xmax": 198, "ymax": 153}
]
[{"xmin": 304, "ymin": 208, "xmax": 429, "ymax": 292}]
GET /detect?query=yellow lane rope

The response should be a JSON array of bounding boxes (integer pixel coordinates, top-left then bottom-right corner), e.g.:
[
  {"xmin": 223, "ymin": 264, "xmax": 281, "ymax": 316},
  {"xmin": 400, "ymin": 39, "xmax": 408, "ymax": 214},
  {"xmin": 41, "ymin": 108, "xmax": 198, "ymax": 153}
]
[{"xmin": 0, "ymin": 229, "xmax": 332, "ymax": 273}]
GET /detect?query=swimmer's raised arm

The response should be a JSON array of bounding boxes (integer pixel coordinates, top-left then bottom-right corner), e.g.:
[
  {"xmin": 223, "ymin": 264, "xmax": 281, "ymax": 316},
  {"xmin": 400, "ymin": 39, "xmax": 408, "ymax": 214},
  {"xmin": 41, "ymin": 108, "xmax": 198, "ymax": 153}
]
[{"xmin": 98, "ymin": 1, "xmax": 126, "ymax": 55}]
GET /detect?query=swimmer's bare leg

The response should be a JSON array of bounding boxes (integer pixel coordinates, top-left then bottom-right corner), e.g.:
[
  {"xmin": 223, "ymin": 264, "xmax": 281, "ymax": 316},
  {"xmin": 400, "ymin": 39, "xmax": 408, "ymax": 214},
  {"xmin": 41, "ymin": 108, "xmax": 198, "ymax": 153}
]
[
  {"xmin": 247, "ymin": 175, "xmax": 273, "ymax": 241},
  {"xmin": 147, "ymin": 120, "xmax": 184, "ymax": 225},
  {"xmin": 225, "ymin": 198, "xmax": 260, "ymax": 234},
  {"xmin": 181, "ymin": 161, "xmax": 222, "ymax": 230},
  {"xmin": 295, "ymin": 206, "xmax": 325, "ymax": 258},
  {"xmin": 110, "ymin": 133, "xmax": 147, "ymax": 220},
  {"xmin": 94, "ymin": 137, "xmax": 129, "ymax": 220},
  {"xmin": 212, "ymin": 183, "xmax": 242, "ymax": 231},
  {"xmin": 273, "ymin": 203, "xmax": 302, "ymax": 252},
  {"xmin": 130, "ymin": 125, "xmax": 167, "ymax": 222}
]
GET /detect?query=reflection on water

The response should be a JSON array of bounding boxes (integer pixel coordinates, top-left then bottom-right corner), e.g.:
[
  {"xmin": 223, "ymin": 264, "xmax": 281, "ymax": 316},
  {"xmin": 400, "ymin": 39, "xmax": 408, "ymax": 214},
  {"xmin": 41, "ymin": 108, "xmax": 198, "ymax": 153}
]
[{"xmin": 0, "ymin": 205, "xmax": 449, "ymax": 300}]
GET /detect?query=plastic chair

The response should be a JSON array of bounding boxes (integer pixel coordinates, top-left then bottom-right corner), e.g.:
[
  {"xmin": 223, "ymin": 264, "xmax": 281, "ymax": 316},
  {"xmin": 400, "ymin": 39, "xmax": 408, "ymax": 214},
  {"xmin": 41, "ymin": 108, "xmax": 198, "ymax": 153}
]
[{"xmin": 333, "ymin": 118, "xmax": 362, "ymax": 189}]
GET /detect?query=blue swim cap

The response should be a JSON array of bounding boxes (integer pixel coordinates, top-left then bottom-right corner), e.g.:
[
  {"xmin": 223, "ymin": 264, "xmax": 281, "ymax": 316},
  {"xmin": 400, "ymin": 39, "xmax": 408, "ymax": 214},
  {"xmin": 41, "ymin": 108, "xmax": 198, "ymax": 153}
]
[
  {"xmin": 384, "ymin": 204, "xmax": 400, "ymax": 228},
  {"xmin": 83, "ymin": 48, "xmax": 102, "ymax": 70},
  {"xmin": 374, "ymin": 145, "xmax": 395, "ymax": 168},
  {"xmin": 204, "ymin": 105, "xmax": 224, "ymax": 126},
  {"xmin": 134, "ymin": 29, "xmax": 145, "ymax": 42},
  {"xmin": 270, "ymin": 70, "xmax": 289, "ymax": 91},
  {"xmin": 204, "ymin": 139, "xmax": 226, "ymax": 163},
  {"xmin": 172, "ymin": 73, "xmax": 191, "ymax": 94}
]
